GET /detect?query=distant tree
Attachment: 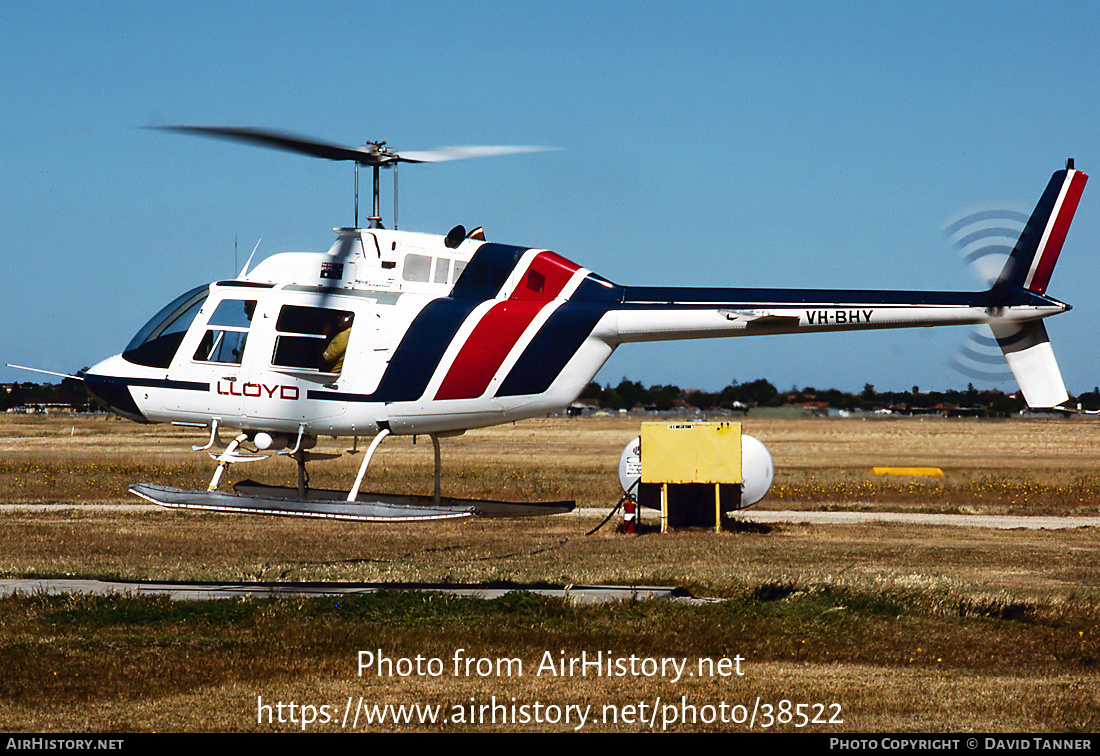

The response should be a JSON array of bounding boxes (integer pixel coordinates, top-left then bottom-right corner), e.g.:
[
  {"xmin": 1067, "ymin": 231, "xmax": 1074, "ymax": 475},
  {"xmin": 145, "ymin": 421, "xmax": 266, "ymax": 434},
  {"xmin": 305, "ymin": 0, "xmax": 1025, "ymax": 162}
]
[
  {"xmin": 647, "ymin": 384, "xmax": 682, "ymax": 411},
  {"xmin": 1075, "ymin": 388, "xmax": 1100, "ymax": 412},
  {"xmin": 579, "ymin": 382, "xmax": 602, "ymax": 400},
  {"xmin": 569, "ymin": 374, "xmax": 1061, "ymax": 416},
  {"xmin": 733, "ymin": 378, "xmax": 781, "ymax": 407}
]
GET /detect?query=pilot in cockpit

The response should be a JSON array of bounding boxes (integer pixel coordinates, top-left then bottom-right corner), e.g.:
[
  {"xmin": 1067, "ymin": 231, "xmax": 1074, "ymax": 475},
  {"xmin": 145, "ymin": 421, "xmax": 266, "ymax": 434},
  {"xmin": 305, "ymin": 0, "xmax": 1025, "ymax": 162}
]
[{"xmin": 322, "ymin": 313, "xmax": 353, "ymax": 373}]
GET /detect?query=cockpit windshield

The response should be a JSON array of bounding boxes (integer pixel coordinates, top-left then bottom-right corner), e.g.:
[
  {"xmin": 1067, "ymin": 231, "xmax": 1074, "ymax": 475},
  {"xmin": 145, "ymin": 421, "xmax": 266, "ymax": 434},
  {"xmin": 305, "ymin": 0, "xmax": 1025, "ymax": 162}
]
[{"xmin": 122, "ymin": 284, "xmax": 210, "ymax": 368}]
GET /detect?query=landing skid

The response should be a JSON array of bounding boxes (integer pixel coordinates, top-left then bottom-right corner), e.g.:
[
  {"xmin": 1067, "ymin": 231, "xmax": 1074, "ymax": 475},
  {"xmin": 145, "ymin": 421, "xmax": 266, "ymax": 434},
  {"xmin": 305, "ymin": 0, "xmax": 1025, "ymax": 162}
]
[
  {"xmin": 131, "ymin": 483, "xmax": 475, "ymax": 522},
  {"xmin": 233, "ymin": 480, "xmax": 575, "ymax": 517},
  {"xmin": 165, "ymin": 426, "xmax": 573, "ymax": 522},
  {"xmin": 130, "ymin": 482, "xmax": 574, "ymax": 521}
]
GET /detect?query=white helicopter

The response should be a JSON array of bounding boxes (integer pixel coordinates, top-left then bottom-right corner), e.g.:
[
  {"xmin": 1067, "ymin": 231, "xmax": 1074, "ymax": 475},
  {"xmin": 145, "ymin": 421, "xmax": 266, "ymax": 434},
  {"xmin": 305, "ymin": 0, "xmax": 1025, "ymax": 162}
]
[{"xmin": 55, "ymin": 128, "xmax": 1089, "ymax": 521}]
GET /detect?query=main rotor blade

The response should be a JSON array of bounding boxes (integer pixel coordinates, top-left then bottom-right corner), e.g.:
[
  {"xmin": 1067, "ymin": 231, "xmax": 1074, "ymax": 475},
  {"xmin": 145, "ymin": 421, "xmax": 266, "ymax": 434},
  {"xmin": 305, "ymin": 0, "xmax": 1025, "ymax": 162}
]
[
  {"xmin": 152, "ymin": 125, "xmax": 391, "ymax": 165},
  {"xmin": 153, "ymin": 125, "xmax": 554, "ymax": 166},
  {"xmin": 397, "ymin": 145, "xmax": 555, "ymax": 163}
]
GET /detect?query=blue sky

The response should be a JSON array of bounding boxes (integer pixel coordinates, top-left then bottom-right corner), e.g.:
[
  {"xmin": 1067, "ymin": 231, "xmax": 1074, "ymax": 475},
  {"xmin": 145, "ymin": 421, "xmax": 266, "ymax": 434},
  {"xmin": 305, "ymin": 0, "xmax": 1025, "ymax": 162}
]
[{"xmin": 3, "ymin": 2, "xmax": 1099, "ymax": 394}]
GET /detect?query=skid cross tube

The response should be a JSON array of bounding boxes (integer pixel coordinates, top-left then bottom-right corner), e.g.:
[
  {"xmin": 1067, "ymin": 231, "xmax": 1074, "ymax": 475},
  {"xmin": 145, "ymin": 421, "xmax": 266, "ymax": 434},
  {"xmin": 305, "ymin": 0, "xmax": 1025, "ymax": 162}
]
[{"xmin": 347, "ymin": 429, "xmax": 391, "ymax": 502}]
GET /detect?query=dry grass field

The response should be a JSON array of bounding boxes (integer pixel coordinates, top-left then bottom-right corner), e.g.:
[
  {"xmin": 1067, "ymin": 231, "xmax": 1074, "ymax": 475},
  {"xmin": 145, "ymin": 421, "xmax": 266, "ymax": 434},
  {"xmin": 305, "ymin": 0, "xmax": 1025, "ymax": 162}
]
[{"xmin": 0, "ymin": 413, "xmax": 1097, "ymax": 732}]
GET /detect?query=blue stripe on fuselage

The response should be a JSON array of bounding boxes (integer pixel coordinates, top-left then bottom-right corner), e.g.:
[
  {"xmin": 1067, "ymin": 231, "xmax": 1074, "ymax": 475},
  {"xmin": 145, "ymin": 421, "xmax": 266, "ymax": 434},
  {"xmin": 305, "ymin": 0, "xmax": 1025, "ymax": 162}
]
[
  {"xmin": 450, "ymin": 243, "xmax": 528, "ymax": 299},
  {"xmin": 495, "ymin": 301, "xmax": 611, "ymax": 397}
]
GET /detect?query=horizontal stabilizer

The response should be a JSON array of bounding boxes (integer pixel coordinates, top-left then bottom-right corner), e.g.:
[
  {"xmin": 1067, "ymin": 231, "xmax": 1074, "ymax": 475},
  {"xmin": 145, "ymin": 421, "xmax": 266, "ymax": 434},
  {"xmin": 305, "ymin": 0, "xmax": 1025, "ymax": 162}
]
[{"xmin": 988, "ymin": 321, "xmax": 1067, "ymax": 408}]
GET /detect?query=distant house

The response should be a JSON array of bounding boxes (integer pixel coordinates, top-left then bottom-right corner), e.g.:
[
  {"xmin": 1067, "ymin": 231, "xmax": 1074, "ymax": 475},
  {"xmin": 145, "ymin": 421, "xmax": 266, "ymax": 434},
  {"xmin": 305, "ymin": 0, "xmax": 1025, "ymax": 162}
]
[
  {"xmin": 567, "ymin": 400, "xmax": 601, "ymax": 417},
  {"xmin": 22, "ymin": 401, "xmax": 81, "ymax": 415}
]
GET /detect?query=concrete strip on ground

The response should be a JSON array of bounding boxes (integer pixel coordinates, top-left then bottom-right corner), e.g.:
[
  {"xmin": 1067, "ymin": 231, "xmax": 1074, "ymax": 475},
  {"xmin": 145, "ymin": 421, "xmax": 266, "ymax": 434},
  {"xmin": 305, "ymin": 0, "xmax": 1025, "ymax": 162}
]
[
  {"xmin": 0, "ymin": 578, "xmax": 681, "ymax": 605},
  {"xmin": 734, "ymin": 510, "xmax": 1100, "ymax": 530}
]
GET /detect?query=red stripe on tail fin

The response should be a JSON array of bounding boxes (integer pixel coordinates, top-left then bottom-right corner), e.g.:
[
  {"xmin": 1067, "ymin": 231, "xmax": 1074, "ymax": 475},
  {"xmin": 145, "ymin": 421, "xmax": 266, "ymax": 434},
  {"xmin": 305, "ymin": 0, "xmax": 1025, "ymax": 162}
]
[{"xmin": 1026, "ymin": 169, "xmax": 1087, "ymax": 294}]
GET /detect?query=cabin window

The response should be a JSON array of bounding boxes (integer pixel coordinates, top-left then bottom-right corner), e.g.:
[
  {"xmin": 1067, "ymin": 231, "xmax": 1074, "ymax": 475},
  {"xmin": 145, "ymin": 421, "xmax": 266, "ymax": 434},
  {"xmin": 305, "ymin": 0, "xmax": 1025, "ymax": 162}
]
[
  {"xmin": 122, "ymin": 284, "xmax": 210, "ymax": 369},
  {"xmin": 465, "ymin": 261, "xmax": 488, "ymax": 287},
  {"xmin": 207, "ymin": 299, "xmax": 256, "ymax": 328},
  {"xmin": 272, "ymin": 305, "xmax": 355, "ymax": 372},
  {"xmin": 193, "ymin": 299, "xmax": 256, "ymax": 364},
  {"xmin": 194, "ymin": 330, "xmax": 249, "ymax": 364},
  {"xmin": 456, "ymin": 260, "xmax": 509, "ymax": 290},
  {"xmin": 434, "ymin": 258, "xmax": 451, "ymax": 284},
  {"xmin": 402, "ymin": 253, "xmax": 432, "ymax": 283},
  {"xmin": 526, "ymin": 269, "xmax": 546, "ymax": 294}
]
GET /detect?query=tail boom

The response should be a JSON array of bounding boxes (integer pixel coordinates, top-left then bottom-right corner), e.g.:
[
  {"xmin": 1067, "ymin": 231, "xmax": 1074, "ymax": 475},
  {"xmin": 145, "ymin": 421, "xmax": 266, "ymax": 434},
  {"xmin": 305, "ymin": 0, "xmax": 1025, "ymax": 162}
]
[
  {"xmin": 601, "ymin": 288, "xmax": 1066, "ymax": 344},
  {"xmin": 595, "ymin": 164, "xmax": 1084, "ymax": 408}
]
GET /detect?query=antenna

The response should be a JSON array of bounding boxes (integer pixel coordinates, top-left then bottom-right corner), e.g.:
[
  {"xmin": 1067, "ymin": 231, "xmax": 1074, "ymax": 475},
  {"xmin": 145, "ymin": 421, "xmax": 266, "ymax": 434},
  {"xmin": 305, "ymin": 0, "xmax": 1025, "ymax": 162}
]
[{"xmin": 239, "ymin": 239, "xmax": 262, "ymax": 278}]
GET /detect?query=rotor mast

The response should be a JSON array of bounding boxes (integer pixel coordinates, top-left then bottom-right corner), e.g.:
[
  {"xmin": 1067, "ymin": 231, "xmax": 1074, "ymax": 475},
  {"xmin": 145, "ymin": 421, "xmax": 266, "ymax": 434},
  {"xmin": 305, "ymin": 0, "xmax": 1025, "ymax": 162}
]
[
  {"xmin": 355, "ymin": 154, "xmax": 399, "ymax": 229},
  {"xmin": 359, "ymin": 141, "xmax": 398, "ymax": 230}
]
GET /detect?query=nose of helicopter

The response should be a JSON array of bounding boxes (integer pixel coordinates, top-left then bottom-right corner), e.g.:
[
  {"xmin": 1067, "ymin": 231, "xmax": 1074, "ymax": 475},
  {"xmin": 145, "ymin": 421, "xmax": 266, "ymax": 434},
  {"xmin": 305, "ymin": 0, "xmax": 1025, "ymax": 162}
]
[{"xmin": 84, "ymin": 356, "xmax": 149, "ymax": 423}]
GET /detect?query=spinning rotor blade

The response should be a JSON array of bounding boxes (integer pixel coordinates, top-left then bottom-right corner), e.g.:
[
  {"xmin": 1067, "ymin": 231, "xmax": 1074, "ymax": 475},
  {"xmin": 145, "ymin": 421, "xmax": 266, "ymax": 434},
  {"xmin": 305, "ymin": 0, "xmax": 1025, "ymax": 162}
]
[
  {"xmin": 153, "ymin": 125, "xmax": 392, "ymax": 165},
  {"xmin": 942, "ymin": 200, "xmax": 1032, "ymax": 287},
  {"xmin": 153, "ymin": 125, "xmax": 551, "ymax": 166},
  {"xmin": 398, "ymin": 145, "xmax": 554, "ymax": 163}
]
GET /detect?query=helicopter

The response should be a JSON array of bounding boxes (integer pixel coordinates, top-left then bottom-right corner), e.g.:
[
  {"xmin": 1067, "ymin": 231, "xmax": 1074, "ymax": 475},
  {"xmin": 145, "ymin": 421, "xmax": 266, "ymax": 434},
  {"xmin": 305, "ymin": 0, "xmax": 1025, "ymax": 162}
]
[{"xmin": 57, "ymin": 127, "xmax": 1088, "ymax": 521}]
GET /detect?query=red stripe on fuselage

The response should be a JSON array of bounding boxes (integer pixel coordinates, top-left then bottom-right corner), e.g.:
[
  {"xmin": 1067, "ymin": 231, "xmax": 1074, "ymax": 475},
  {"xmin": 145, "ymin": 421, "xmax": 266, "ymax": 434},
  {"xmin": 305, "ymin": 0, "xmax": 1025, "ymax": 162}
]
[
  {"xmin": 509, "ymin": 250, "xmax": 580, "ymax": 301},
  {"xmin": 1029, "ymin": 170, "xmax": 1088, "ymax": 294},
  {"xmin": 434, "ymin": 251, "xmax": 581, "ymax": 401}
]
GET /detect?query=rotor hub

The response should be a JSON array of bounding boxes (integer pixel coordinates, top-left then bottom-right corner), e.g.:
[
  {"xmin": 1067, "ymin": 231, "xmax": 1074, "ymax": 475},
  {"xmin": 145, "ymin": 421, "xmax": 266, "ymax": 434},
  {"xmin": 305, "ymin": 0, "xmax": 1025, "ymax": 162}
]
[{"xmin": 362, "ymin": 141, "xmax": 399, "ymax": 165}]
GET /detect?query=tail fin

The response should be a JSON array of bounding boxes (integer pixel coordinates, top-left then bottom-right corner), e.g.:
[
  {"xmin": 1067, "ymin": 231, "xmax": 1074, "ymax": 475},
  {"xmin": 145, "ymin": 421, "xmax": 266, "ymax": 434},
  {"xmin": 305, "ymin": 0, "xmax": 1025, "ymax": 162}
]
[
  {"xmin": 992, "ymin": 161, "xmax": 1087, "ymax": 408},
  {"xmin": 997, "ymin": 160, "xmax": 1087, "ymax": 294}
]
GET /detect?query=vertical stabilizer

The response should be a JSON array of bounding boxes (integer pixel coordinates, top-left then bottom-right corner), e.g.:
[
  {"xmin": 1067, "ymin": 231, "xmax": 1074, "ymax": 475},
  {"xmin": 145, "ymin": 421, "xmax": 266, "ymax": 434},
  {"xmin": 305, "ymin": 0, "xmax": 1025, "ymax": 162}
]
[{"xmin": 997, "ymin": 162, "xmax": 1087, "ymax": 294}]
